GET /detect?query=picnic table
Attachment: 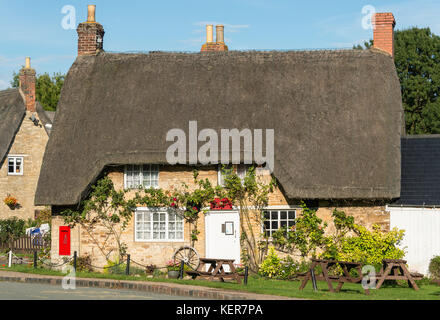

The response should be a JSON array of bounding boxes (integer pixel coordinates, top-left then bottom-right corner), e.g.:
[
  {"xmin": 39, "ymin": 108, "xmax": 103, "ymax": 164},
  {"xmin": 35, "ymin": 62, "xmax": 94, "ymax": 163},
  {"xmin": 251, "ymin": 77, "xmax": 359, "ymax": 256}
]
[
  {"xmin": 299, "ymin": 259, "xmax": 370, "ymax": 295},
  {"xmin": 186, "ymin": 258, "xmax": 243, "ymax": 284},
  {"xmin": 375, "ymin": 259, "xmax": 421, "ymax": 291}
]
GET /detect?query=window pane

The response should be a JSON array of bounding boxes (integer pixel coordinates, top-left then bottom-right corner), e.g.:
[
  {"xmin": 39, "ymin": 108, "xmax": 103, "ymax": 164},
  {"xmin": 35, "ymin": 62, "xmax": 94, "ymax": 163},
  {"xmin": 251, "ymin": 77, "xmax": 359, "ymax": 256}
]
[
  {"xmin": 280, "ymin": 221, "xmax": 287, "ymax": 228},
  {"xmin": 280, "ymin": 211, "xmax": 287, "ymax": 220},
  {"xmin": 264, "ymin": 221, "xmax": 270, "ymax": 231},
  {"xmin": 271, "ymin": 221, "xmax": 278, "ymax": 230},
  {"xmin": 168, "ymin": 232, "xmax": 175, "ymax": 239},
  {"xmin": 153, "ymin": 232, "xmax": 159, "ymax": 239},
  {"xmin": 271, "ymin": 211, "xmax": 278, "ymax": 220},
  {"xmin": 153, "ymin": 213, "xmax": 159, "ymax": 221},
  {"xmin": 288, "ymin": 212, "xmax": 295, "ymax": 220},
  {"xmin": 176, "ymin": 231, "xmax": 183, "ymax": 239},
  {"xmin": 263, "ymin": 211, "xmax": 270, "ymax": 219}
]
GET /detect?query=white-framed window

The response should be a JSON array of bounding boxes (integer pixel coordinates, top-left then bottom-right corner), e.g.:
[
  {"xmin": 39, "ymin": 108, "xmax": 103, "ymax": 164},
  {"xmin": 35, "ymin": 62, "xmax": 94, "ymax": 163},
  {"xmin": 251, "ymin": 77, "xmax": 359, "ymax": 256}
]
[
  {"xmin": 218, "ymin": 164, "xmax": 249, "ymax": 186},
  {"xmin": 135, "ymin": 208, "xmax": 184, "ymax": 242},
  {"xmin": 7, "ymin": 156, "xmax": 23, "ymax": 175},
  {"xmin": 263, "ymin": 210, "xmax": 296, "ymax": 237},
  {"xmin": 124, "ymin": 164, "xmax": 159, "ymax": 189}
]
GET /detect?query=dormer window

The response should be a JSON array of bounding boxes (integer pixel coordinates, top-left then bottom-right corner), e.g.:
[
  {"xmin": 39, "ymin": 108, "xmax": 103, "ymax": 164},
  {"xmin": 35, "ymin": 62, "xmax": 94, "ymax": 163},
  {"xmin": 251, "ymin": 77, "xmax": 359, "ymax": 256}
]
[
  {"xmin": 124, "ymin": 164, "xmax": 159, "ymax": 189},
  {"xmin": 8, "ymin": 156, "xmax": 23, "ymax": 175}
]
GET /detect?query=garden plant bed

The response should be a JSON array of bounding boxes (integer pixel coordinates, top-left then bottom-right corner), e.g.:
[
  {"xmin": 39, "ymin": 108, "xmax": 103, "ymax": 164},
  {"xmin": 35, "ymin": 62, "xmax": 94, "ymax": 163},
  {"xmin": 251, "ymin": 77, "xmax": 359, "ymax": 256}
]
[{"xmin": 0, "ymin": 265, "xmax": 439, "ymax": 300}]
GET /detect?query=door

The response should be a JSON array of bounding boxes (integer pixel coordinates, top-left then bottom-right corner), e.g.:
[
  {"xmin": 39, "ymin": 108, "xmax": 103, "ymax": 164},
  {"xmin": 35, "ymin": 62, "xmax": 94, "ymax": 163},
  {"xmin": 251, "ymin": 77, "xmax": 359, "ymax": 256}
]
[{"xmin": 205, "ymin": 211, "xmax": 240, "ymax": 271}]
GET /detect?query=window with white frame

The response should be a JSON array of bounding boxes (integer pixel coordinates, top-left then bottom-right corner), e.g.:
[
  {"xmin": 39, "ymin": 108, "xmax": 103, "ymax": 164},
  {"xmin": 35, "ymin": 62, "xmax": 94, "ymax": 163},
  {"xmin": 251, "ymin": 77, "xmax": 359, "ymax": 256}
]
[
  {"xmin": 124, "ymin": 164, "xmax": 159, "ymax": 189},
  {"xmin": 8, "ymin": 156, "xmax": 23, "ymax": 175},
  {"xmin": 218, "ymin": 164, "xmax": 249, "ymax": 186},
  {"xmin": 263, "ymin": 210, "xmax": 296, "ymax": 237},
  {"xmin": 135, "ymin": 209, "xmax": 184, "ymax": 241}
]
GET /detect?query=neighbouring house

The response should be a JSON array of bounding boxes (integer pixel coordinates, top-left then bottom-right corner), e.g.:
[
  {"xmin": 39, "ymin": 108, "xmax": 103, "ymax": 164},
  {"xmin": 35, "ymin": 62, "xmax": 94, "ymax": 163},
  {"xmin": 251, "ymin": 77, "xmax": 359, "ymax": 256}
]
[
  {"xmin": 35, "ymin": 7, "xmax": 403, "ymax": 268},
  {"xmin": 0, "ymin": 58, "xmax": 53, "ymax": 221},
  {"xmin": 388, "ymin": 135, "xmax": 440, "ymax": 274}
]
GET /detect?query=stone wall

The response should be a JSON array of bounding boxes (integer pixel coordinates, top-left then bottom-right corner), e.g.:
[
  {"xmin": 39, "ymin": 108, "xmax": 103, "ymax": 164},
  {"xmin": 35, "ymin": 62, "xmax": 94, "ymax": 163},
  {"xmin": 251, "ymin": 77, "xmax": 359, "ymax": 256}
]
[
  {"xmin": 0, "ymin": 111, "xmax": 48, "ymax": 220},
  {"xmin": 50, "ymin": 165, "xmax": 390, "ymax": 268}
]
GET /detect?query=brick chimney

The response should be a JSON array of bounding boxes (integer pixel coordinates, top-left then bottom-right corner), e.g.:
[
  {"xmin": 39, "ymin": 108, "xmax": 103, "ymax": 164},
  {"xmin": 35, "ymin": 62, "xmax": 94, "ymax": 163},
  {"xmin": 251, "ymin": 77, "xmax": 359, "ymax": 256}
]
[
  {"xmin": 373, "ymin": 13, "xmax": 396, "ymax": 57},
  {"xmin": 201, "ymin": 24, "xmax": 228, "ymax": 52},
  {"xmin": 77, "ymin": 5, "xmax": 105, "ymax": 56},
  {"xmin": 19, "ymin": 57, "xmax": 36, "ymax": 112}
]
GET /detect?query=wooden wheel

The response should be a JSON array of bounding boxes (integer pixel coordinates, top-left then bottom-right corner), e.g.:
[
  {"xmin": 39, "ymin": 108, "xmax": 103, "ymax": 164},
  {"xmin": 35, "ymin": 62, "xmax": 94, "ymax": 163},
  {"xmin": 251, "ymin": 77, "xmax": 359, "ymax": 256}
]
[{"xmin": 173, "ymin": 246, "xmax": 200, "ymax": 270}]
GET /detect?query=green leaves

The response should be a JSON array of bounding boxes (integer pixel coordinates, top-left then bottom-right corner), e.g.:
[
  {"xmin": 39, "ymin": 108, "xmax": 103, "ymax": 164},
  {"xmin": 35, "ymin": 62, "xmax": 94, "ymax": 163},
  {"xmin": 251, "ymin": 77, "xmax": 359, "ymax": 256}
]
[{"xmin": 11, "ymin": 71, "xmax": 65, "ymax": 111}]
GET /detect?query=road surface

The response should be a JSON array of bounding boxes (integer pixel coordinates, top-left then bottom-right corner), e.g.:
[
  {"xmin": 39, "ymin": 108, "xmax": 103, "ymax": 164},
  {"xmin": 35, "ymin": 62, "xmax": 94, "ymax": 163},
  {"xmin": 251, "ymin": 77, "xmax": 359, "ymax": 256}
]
[{"xmin": 0, "ymin": 281, "xmax": 204, "ymax": 300}]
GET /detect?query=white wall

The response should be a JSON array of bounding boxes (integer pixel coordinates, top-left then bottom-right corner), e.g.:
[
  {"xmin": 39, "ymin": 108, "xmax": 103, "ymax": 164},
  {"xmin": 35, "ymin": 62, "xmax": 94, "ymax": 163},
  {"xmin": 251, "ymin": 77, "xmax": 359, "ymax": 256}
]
[{"xmin": 388, "ymin": 206, "xmax": 440, "ymax": 275}]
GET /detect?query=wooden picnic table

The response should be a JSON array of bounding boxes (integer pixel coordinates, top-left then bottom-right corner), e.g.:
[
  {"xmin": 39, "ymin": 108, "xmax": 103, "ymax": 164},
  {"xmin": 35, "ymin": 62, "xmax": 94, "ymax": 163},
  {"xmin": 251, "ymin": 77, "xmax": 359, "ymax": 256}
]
[
  {"xmin": 375, "ymin": 259, "xmax": 420, "ymax": 291},
  {"xmin": 299, "ymin": 259, "xmax": 370, "ymax": 295},
  {"xmin": 186, "ymin": 258, "xmax": 243, "ymax": 284}
]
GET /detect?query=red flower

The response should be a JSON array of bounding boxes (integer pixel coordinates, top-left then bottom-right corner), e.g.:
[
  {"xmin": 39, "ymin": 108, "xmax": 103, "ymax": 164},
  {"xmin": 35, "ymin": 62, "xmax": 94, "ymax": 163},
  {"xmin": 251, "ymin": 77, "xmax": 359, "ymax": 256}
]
[
  {"xmin": 171, "ymin": 203, "xmax": 176, "ymax": 207},
  {"xmin": 192, "ymin": 207, "xmax": 198, "ymax": 211},
  {"xmin": 173, "ymin": 198, "xmax": 177, "ymax": 201}
]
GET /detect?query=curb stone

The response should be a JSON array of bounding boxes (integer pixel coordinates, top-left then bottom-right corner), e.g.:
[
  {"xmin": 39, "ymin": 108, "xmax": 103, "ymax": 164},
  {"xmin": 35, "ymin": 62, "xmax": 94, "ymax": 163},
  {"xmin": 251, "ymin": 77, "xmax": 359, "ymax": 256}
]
[{"xmin": 0, "ymin": 270, "xmax": 301, "ymax": 300}]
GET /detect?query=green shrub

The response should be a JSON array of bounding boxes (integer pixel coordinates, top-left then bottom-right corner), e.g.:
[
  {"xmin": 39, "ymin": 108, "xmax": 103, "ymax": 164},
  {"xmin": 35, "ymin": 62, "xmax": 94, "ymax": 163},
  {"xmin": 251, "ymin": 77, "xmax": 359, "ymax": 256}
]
[
  {"xmin": 258, "ymin": 247, "xmax": 282, "ymax": 278},
  {"xmin": 71, "ymin": 254, "xmax": 93, "ymax": 273},
  {"xmin": 0, "ymin": 217, "xmax": 26, "ymax": 243},
  {"xmin": 322, "ymin": 225, "xmax": 405, "ymax": 266},
  {"xmin": 429, "ymin": 256, "xmax": 440, "ymax": 279}
]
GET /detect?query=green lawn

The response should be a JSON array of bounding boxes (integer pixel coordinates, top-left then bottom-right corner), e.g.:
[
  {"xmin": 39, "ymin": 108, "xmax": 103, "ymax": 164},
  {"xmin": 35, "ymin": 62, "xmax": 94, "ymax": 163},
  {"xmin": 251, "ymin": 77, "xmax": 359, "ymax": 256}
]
[{"xmin": 1, "ymin": 265, "xmax": 439, "ymax": 300}]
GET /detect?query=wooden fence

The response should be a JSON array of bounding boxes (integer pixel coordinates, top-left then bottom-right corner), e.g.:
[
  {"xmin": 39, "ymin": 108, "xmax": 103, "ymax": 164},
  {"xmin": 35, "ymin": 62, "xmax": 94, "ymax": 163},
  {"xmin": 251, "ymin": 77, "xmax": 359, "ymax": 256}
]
[{"xmin": 0, "ymin": 235, "xmax": 48, "ymax": 253}]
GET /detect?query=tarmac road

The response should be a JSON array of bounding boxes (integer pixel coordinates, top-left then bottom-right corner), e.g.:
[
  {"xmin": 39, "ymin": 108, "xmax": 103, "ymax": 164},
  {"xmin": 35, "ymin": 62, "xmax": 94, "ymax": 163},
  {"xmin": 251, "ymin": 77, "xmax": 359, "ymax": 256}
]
[{"xmin": 0, "ymin": 281, "xmax": 204, "ymax": 300}]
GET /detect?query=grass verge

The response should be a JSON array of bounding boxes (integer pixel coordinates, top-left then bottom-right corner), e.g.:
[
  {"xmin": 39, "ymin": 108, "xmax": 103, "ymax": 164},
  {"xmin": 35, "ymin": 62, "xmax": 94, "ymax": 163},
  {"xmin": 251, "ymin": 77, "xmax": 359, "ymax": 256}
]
[{"xmin": 0, "ymin": 264, "xmax": 439, "ymax": 300}]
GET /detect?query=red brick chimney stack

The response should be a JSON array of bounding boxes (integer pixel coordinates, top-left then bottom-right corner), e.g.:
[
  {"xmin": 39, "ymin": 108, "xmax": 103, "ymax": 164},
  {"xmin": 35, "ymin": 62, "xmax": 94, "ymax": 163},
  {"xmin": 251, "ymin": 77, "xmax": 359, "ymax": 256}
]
[
  {"xmin": 19, "ymin": 57, "xmax": 36, "ymax": 112},
  {"xmin": 201, "ymin": 24, "xmax": 228, "ymax": 52},
  {"xmin": 373, "ymin": 13, "xmax": 396, "ymax": 58},
  {"xmin": 77, "ymin": 5, "xmax": 105, "ymax": 56}
]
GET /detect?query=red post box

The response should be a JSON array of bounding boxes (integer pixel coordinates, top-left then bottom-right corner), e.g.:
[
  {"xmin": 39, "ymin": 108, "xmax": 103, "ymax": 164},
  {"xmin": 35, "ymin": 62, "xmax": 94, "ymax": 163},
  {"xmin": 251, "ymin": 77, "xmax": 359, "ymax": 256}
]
[{"xmin": 59, "ymin": 226, "xmax": 71, "ymax": 256}]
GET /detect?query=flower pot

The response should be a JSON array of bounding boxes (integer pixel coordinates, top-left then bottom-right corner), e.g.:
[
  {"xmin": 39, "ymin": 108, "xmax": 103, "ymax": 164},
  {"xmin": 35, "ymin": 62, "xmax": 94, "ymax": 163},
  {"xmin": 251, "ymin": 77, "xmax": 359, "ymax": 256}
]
[{"xmin": 168, "ymin": 270, "xmax": 180, "ymax": 279}]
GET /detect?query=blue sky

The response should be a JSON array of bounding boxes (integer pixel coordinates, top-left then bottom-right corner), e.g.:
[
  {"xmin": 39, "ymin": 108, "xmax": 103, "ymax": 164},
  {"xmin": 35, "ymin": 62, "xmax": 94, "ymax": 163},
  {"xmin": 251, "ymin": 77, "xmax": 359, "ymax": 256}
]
[{"xmin": 0, "ymin": 0, "xmax": 439, "ymax": 90}]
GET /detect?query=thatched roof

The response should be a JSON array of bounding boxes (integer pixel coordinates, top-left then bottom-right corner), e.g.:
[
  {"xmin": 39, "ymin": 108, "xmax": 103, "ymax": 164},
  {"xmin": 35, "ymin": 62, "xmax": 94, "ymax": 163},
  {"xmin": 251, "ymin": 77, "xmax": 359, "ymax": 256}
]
[
  {"xmin": 0, "ymin": 89, "xmax": 26, "ymax": 165},
  {"xmin": 35, "ymin": 50, "xmax": 403, "ymax": 206},
  {"xmin": 0, "ymin": 89, "xmax": 54, "ymax": 167}
]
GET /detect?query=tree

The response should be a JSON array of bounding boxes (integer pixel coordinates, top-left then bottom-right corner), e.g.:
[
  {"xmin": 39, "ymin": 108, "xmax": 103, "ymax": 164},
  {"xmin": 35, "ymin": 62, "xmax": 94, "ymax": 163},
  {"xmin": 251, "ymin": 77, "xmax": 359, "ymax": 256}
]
[
  {"xmin": 11, "ymin": 72, "xmax": 65, "ymax": 111},
  {"xmin": 354, "ymin": 28, "xmax": 440, "ymax": 134}
]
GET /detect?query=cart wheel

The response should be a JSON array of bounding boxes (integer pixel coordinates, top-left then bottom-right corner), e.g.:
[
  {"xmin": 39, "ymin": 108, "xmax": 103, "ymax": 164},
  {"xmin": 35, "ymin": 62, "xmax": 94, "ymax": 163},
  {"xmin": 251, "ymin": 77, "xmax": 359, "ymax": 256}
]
[{"xmin": 173, "ymin": 246, "xmax": 200, "ymax": 270}]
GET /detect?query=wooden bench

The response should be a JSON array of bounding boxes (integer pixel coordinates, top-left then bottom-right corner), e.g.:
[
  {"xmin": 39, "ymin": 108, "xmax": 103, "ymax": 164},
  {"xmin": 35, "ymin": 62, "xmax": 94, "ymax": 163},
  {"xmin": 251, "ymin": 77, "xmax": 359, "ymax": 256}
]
[
  {"xmin": 375, "ymin": 259, "xmax": 420, "ymax": 290},
  {"xmin": 186, "ymin": 258, "xmax": 243, "ymax": 284},
  {"xmin": 299, "ymin": 259, "xmax": 370, "ymax": 295}
]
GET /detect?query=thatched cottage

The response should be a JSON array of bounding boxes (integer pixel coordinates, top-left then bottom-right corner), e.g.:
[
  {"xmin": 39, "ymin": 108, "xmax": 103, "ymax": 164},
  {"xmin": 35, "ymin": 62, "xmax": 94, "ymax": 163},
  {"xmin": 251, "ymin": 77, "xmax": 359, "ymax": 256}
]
[
  {"xmin": 35, "ymin": 7, "xmax": 403, "ymax": 267},
  {"xmin": 0, "ymin": 58, "xmax": 53, "ymax": 220}
]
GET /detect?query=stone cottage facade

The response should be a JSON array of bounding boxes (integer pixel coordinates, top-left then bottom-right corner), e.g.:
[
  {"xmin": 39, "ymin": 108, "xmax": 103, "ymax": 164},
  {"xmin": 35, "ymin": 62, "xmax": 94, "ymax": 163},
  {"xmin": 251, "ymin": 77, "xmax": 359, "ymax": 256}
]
[
  {"xmin": 35, "ymin": 7, "xmax": 403, "ymax": 268},
  {"xmin": 0, "ymin": 58, "xmax": 53, "ymax": 220}
]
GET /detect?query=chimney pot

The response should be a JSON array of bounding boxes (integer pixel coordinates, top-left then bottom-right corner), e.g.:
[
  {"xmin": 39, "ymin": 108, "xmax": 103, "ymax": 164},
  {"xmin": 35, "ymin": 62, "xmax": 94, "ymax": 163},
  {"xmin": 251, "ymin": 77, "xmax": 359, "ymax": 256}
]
[
  {"xmin": 216, "ymin": 25, "xmax": 224, "ymax": 43},
  {"xmin": 206, "ymin": 25, "xmax": 214, "ymax": 43},
  {"xmin": 25, "ymin": 57, "xmax": 31, "ymax": 69},
  {"xmin": 87, "ymin": 5, "xmax": 96, "ymax": 23}
]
